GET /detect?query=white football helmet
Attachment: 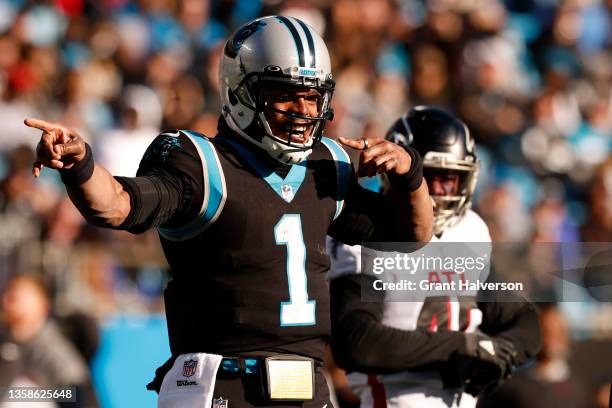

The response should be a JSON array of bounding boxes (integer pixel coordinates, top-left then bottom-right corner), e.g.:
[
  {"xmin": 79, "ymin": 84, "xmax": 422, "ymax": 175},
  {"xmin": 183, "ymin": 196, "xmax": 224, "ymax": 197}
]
[{"xmin": 219, "ymin": 16, "xmax": 335, "ymax": 164}]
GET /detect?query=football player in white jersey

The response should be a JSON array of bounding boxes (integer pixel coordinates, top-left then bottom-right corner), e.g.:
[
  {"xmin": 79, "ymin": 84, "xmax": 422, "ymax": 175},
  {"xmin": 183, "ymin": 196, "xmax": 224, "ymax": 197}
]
[{"xmin": 327, "ymin": 107, "xmax": 541, "ymax": 408}]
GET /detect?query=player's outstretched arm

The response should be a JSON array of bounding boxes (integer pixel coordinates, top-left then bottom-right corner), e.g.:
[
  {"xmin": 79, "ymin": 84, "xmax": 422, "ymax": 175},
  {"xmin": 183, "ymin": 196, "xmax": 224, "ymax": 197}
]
[
  {"xmin": 26, "ymin": 118, "xmax": 130, "ymax": 228},
  {"xmin": 330, "ymin": 274, "xmax": 518, "ymax": 376},
  {"xmin": 330, "ymin": 273, "xmax": 459, "ymax": 372},
  {"xmin": 339, "ymin": 136, "xmax": 433, "ymax": 243}
]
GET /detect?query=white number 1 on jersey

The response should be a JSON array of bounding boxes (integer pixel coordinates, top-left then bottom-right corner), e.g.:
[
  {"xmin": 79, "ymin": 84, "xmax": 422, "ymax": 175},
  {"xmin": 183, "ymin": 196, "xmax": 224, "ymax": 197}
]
[{"xmin": 274, "ymin": 214, "xmax": 316, "ymax": 326}]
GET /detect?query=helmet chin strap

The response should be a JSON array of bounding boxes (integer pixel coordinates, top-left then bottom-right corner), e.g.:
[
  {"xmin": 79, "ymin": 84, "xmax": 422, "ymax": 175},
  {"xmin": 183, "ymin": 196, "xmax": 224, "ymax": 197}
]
[{"xmin": 261, "ymin": 136, "xmax": 312, "ymax": 164}]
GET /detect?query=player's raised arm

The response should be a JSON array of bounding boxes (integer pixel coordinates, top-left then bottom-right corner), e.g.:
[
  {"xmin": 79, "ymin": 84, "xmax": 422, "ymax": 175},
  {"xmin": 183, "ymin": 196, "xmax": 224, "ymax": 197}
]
[
  {"xmin": 339, "ymin": 136, "xmax": 434, "ymax": 243},
  {"xmin": 26, "ymin": 117, "xmax": 131, "ymax": 228}
]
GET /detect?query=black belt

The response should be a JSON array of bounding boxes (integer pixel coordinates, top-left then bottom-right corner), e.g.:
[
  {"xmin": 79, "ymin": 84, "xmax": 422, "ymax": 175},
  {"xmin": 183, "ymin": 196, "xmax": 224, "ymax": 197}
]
[{"xmin": 220, "ymin": 357, "xmax": 261, "ymax": 375}]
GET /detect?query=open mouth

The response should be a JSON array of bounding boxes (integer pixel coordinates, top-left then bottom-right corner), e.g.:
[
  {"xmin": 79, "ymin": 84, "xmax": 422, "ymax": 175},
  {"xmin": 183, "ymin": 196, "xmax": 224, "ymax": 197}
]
[{"xmin": 284, "ymin": 122, "xmax": 314, "ymax": 143}]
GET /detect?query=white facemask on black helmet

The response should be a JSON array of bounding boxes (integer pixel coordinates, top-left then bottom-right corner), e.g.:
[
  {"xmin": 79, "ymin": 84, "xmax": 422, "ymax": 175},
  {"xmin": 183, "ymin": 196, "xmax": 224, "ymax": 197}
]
[{"xmin": 219, "ymin": 16, "xmax": 335, "ymax": 164}]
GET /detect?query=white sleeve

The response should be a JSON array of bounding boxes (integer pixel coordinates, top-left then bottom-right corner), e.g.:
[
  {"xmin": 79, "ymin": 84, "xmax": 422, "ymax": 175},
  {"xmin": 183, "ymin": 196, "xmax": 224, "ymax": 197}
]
[
  {"xmin": 464, "ymin": 210, "xmax": 492, "ymax": 281},
  {"xmin": 325, "ymin": 236, "xmax": 362, "ymax": 280}
]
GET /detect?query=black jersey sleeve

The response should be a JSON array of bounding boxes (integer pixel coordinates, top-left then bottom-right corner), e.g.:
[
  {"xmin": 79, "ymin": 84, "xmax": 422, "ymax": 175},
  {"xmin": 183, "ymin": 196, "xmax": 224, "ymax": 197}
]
[
  {"xmin": 114, "ymin": 131, "xmax": 204, "ymax": 234},
  {"xmin": 330, "ymin": 273, "xmax": 468, "ymax": 373}
]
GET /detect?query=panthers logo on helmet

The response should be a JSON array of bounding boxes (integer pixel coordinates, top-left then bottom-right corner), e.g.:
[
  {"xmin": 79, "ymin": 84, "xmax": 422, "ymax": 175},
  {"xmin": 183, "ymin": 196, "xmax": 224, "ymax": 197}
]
[{"xmin": 224, "ymin": 20, "xmax": 267, "ymax": 58}]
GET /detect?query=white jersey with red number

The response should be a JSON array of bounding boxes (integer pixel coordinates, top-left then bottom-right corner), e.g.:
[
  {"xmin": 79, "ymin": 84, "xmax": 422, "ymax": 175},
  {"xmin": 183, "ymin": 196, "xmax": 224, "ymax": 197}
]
[{"xmin": 326, "ymin": 210, "xmax": 492, "ymax": 408}]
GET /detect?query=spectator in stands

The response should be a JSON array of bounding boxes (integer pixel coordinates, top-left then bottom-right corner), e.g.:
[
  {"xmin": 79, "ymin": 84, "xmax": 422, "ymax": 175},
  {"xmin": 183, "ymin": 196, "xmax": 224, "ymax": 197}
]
[
  {"xmin": 96, "ymin": 85, "xmax": 162, "ymax": 177},
  {"xmin": 0, "ymin": 274, "xmax": 98, "ymax": 407},
  {"xmin": 0, "ymin": 145, "xmax": 60, "ymax": 282}
]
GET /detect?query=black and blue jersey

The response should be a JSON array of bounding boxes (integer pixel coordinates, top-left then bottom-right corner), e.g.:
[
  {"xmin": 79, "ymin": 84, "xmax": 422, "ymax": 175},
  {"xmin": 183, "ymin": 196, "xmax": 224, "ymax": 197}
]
[{"xmin": 116, "ymin": 119, "xmax": 397, "ymax": 362}]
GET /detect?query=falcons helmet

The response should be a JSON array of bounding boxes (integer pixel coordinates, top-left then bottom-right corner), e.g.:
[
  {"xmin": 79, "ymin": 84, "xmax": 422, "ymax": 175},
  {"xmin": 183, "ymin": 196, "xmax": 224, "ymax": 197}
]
[{"xmin": 386, "ymin": 106, "xmax": 480, "ymax": 234}]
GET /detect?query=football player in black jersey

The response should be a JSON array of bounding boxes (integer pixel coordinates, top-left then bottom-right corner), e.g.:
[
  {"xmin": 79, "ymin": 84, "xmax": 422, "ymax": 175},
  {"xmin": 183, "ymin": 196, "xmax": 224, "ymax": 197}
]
[{"xmin": 26, "ymin": 16, "xmax": 433, "ymax": 407}]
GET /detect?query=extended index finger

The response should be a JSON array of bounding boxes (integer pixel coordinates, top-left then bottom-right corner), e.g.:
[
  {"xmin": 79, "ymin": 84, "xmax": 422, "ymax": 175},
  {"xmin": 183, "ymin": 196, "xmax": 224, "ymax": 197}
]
[
  {"xmin": 24, "ymin": 118, "xmax": 62, "ymax": 133},
  {"xmin": 338, "ymin": 137, "xmax": 362, "ymax": 150},
  {"xmin": 338, "ymin": 136, "xmax": 385, "ymax": 150}
]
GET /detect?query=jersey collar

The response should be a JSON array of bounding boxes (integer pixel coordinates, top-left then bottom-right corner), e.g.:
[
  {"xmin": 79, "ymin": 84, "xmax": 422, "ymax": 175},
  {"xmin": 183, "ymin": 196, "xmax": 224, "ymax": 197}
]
[{"xmin": 219, "ymin": 137, "xmax": 307, "ymax": 203}]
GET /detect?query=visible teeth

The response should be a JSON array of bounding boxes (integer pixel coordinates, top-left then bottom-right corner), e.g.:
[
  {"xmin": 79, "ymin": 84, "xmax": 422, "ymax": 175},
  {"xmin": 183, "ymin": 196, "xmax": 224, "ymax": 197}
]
[{"xmin": 289, "ymin": 126, "xmax": 306, "ymax": 134}]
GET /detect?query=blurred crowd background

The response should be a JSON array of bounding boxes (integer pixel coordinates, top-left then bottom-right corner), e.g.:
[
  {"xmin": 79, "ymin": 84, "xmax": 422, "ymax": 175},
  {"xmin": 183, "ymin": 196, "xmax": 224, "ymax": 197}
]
[{"xmin": 0, "ymin": 0, "xmax": 610, "ymax": 407}]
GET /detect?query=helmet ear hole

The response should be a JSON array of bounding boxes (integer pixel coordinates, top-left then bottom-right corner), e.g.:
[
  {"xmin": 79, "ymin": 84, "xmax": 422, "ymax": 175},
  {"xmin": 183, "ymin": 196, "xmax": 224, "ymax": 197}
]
[{"xmin": 264, "ymin": 65, "xmax": 282, "ymax": 73}]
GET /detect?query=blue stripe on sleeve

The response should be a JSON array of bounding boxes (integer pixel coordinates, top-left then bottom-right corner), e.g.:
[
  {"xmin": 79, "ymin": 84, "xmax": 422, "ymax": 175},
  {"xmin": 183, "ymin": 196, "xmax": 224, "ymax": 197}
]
[
  {"xmin": 158, "ymin": 131, "xmax": 226, "ymax": 241},
  {"xmin": 321, "ymin": 138, "xmax": 352, "ymax": 220}
]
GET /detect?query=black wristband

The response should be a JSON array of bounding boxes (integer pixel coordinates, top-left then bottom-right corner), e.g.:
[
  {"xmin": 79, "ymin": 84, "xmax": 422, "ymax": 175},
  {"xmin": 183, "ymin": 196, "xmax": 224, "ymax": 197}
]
[
  {"xmin": 59, "ymin": 143, "xmax": 95, "ymax": 186},
  {"xmin": 386, "ymin": 144, "xmax": 424, "ymax": 193}
]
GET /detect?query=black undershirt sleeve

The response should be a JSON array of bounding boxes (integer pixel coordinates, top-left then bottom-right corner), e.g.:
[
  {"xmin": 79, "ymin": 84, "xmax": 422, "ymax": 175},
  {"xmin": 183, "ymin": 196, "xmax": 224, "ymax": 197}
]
[
  {"xmin": 329, "ymin": 260, "xmax": 541, "ymax": 374},
  {"xmin": 330, "ymin": 273, "xmax": 467, "ymax": 373},
  {"xmin": 473, "ymin": 264, "xmax": 541, "ymax": 365},
  {"xmin": 478, "ymin": 295, "xmax": 541, "ymax": 366},
  {"xmin": 113, "ymin": 132, "xmax": 204, "ymax": 234}
]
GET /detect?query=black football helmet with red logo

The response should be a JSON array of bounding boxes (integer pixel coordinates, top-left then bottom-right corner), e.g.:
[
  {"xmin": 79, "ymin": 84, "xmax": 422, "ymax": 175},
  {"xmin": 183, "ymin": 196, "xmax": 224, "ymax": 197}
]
[{"xmin": 385, "ymin": 106, "xmax": 480, "ymax": 234}]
